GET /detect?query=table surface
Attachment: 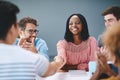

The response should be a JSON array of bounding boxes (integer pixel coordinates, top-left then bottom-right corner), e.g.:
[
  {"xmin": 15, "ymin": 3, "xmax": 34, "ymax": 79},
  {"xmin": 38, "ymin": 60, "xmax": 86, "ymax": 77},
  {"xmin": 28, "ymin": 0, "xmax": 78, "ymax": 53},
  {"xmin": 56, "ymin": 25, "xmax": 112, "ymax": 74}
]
[{"xmin": 36, "ymin": 70, "xmax": 92, "ymax": 80}]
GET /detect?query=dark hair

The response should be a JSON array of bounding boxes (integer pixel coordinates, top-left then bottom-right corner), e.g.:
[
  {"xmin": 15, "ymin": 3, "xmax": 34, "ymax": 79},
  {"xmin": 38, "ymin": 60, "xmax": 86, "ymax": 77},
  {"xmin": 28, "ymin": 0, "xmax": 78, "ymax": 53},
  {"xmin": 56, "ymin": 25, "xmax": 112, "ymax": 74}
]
[
  {"xmin": 0, "ymin": 0, "xmax": 19, "ymax": 40},
  {"xmin": 18, "ymin": 17, "xmax": 38, "ymax": 30},
  {"xmin": 102, "ymin": 6, "xmax": 120, "ymax": 20},
  {"xmin": 64, "ymin": 13, "xmax": 89, "ymax": 42}
]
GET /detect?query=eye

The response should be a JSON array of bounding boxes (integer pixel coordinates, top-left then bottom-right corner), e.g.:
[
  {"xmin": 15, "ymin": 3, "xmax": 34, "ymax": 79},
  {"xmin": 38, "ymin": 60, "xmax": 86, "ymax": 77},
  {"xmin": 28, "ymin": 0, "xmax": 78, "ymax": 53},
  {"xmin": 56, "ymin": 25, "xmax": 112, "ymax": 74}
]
[
  {"xmin": 69, "ymin": 22, "xmax": 73, "ymax": 25},
  {"xmin": 75, "ymin": 22, "xmax": 80, "ymax": 24},
  {"xmin": 34, "ymin": 30, "xmax": 39, "ymax": 33},
  {"xmin": 29, "ymin": 30, "xmax": 33, "ymax": 33}
]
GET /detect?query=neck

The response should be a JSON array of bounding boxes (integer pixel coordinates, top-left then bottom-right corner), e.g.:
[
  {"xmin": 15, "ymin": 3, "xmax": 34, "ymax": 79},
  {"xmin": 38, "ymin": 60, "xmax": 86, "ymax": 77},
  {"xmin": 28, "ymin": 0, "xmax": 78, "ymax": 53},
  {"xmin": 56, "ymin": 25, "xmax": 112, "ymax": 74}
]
[
  {"xmin": 73, "ymin": 35, "xmax": 82, "ymax": 45},
  {"xmin": 0, "ymin": 40, "xmax": 5, "ymax": 44},
  {"xmin": 0, "ymin": 39, "xmax": 11, "ymax": 44}
]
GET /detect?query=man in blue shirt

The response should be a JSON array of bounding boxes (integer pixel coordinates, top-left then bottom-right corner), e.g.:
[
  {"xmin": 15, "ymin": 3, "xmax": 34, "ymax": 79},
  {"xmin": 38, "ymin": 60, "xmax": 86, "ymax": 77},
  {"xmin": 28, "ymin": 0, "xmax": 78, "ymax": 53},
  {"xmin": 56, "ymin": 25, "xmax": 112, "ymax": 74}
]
[{"xmin": 15, "ymin": 17, "xmax": 49, "ymax": 60}]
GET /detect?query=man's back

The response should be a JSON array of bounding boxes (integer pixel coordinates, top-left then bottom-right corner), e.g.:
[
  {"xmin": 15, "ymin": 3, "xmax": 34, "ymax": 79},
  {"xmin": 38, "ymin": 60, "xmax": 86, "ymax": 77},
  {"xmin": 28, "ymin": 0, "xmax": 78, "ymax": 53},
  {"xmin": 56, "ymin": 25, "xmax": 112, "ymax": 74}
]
[{"xmin": 0, "ymin": 44, "xmax": 49, "ymax": 80}]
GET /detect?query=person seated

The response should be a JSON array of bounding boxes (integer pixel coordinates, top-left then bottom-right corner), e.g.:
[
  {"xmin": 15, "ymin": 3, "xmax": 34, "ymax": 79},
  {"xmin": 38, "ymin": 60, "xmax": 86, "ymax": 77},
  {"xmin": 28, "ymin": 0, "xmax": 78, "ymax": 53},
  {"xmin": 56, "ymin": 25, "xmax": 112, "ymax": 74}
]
[
  {"xmin": 0, "ymin": 1, "xmax": 65, "ymax": 79},
  {"xmin": 96, "ymin": 6, "xmax": 120, "ymax": 78},
  {"xmin": 14, "ymin": 17, "xmax": 49, "ymax": 60},
  {"xmin": 90, "ymin": 23, "xmax": 120, "ymax": 80},
  {"xmin": 57, "ymin": 13, "xmax": 98, "ymax": 72}
]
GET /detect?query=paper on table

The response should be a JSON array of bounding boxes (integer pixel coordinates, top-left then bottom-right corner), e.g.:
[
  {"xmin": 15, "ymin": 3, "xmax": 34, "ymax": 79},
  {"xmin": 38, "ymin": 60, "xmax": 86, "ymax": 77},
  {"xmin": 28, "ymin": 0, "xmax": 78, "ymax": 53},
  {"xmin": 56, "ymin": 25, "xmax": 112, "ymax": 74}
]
[{"xmin": 68, "ymin": 70, "xmax": 87, "ymax": 76}]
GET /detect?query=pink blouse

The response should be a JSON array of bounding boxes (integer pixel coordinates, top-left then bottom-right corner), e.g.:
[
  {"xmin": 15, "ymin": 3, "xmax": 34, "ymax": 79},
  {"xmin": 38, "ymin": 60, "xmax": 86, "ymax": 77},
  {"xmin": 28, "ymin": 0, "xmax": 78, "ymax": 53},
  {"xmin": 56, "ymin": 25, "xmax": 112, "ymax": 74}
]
[{"xmin": 57, "ymin": 36, "xmax": 98, "ymax": 70}]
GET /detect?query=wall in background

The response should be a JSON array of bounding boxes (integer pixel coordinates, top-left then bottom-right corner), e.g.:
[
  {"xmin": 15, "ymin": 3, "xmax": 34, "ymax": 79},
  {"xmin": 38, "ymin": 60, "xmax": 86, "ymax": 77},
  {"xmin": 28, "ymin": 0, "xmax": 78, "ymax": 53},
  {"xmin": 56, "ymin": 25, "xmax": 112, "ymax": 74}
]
[{"xmin": 8, "ymin": 0, "xmax": 120, "ymax": 57}]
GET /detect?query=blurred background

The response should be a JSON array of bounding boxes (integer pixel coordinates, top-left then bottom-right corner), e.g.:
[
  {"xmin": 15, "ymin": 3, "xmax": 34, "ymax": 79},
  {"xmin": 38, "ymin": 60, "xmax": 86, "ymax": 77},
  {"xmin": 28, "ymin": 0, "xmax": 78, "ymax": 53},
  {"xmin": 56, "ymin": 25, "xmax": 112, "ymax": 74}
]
[{"xmin": 8, "ymin": 0, "xmax": 120, "ymax": 61}]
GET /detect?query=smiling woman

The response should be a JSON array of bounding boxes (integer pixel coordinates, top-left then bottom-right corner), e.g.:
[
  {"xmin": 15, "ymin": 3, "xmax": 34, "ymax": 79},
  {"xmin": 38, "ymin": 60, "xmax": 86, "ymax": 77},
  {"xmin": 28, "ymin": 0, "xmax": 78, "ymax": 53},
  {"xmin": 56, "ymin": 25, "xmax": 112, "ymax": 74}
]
[{"xmin": 56, "ymin": 13, "xmax": 98, "ymax": 71}]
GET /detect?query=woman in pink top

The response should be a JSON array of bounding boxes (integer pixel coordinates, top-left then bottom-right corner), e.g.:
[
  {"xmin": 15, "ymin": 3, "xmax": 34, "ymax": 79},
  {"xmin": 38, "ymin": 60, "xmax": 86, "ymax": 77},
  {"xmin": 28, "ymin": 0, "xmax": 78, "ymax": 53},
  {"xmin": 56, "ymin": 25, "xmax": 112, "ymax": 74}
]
[{"xmin": 57, "ymin": 13, "xmax": 98, "ymax": 71}]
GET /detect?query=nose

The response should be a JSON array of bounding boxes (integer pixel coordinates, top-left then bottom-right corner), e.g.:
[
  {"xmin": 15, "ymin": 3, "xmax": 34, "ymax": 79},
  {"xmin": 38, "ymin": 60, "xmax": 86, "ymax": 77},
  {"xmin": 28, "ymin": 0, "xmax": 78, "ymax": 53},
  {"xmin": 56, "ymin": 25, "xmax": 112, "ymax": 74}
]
[
  {"xmin": 31, "ymin": 32, "xmax": 37, "ymax": 36},
  {"xmin": 72, "ymin": 23, "xmax": 76, "ymax": 27},
  {"xmin": 105, "ymin": 21, "xmax": 110, "ymax": 27}
]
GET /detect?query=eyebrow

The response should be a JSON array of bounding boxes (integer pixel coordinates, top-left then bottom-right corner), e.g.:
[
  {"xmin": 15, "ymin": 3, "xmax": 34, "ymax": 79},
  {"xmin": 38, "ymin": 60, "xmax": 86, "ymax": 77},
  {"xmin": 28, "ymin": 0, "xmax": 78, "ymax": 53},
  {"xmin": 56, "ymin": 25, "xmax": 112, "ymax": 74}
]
[{"xmin": 104, "ymin": 18, "xmax": 114, "ymax": 22}]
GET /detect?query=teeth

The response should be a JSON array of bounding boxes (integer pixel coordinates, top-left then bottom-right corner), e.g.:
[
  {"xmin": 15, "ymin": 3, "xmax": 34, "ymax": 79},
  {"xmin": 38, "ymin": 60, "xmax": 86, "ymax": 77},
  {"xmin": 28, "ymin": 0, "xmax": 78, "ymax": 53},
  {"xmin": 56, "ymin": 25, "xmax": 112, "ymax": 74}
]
[{"xmin": 72, "ymin": 28, "xmax": 77, "ymax": 31}]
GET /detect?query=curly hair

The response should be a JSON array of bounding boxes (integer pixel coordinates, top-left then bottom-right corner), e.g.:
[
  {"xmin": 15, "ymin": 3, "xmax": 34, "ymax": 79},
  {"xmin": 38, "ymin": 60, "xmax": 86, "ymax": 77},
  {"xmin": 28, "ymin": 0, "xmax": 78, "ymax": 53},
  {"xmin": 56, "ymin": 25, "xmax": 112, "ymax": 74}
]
[
  {"xmin": 102, "ymin": 22, "xmax": 120, "ymax": 61},
  {"xmin": 18, "ymin": 17, "xmax": 38, "ymax": 30}
]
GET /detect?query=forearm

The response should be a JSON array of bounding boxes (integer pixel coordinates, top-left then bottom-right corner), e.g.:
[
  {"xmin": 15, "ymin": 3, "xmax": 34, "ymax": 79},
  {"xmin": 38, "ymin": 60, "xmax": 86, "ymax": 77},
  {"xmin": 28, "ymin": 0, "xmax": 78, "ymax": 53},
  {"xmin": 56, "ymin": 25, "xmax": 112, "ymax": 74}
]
[
  {"xmin": 38, "ymin": 51, "xmax": 49, "ymax": 61},
  {"xmin": 61, "ymin": 63, "xmax": 88, "ymax": 71},
  {"xmin": 42, "ymin": 61, "xmax": 61, "ymax": 77},
  {"xmin": 61, "ymin": 64, "xmax": 78, "ymax": 70},
  {"xmin": 107, "ymin": 68, "xmax": 116, "ymax": 76},
  {"xmin": 90, "ymin": 70, "xmax": 102, "ymax": 80},
  {"xmin": 42, "ymin": 56, "xmax": 64, "ymax": 77},
  {"xmin": 77, "ymin": 63, "xmax": 88, "ymax": 71}
]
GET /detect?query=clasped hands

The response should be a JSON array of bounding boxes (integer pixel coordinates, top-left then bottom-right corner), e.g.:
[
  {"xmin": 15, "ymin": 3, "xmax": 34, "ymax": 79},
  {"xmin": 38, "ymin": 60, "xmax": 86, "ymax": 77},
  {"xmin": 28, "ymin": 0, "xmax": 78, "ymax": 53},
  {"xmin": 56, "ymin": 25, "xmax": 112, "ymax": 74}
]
[{"xmin": 18, "ymin": 37, "xmax": 38, "ymax": 53}]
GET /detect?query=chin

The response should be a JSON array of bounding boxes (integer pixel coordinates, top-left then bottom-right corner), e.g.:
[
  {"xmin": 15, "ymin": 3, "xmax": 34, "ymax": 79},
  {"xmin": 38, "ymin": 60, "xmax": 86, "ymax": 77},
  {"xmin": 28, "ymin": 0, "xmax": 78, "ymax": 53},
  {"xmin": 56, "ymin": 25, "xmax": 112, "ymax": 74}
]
[{"xmin": 73, "ymin": 33, "xmax": 79, "ymax": 35}]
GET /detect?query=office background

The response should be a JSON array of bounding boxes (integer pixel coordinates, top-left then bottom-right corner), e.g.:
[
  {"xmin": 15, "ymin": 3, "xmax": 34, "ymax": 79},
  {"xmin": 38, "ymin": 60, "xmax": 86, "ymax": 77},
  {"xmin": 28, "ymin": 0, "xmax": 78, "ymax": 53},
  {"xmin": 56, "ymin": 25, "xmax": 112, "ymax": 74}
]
[{"xmin": 8, "ymin": 0, "xmax": 120, "ymax": 60}]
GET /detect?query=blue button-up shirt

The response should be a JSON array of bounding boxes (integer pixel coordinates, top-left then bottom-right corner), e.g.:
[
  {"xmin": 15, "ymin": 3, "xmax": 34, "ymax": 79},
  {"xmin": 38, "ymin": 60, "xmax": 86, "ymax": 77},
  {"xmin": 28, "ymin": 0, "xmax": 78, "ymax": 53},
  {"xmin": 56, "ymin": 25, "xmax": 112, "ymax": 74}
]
[{"xmin": 14, "ymin": 38, "xmax": 49, "ymax": 61}]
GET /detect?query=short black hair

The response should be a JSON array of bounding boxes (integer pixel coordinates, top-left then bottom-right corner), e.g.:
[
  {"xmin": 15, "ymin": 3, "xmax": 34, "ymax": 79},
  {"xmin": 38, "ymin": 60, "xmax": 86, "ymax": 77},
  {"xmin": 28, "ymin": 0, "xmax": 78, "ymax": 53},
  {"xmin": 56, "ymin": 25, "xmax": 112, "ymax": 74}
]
[
  {"xmin": 102, "ymin": 6, "xmax": 120, "ymax": 20},
  {"xmin": 0, "ymin": 0, "xmax": 19, "ymax": 40},
  {"xmin": 64, "ymin": 13, "xmax": 89, "ymax": 42}
]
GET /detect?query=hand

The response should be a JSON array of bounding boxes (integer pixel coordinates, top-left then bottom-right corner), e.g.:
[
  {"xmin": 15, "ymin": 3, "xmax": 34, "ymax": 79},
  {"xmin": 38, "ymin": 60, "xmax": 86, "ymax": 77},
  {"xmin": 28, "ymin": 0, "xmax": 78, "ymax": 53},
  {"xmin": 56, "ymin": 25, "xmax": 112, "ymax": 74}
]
[
  {"xmin": 90, "ymin": 51, "xmax": 112, "ymax": 80},
  {"xmin": 100, "ymin": 46, "xmax": 110, "ymax": 60},
  {"xmin": 61, "ymin": 64, "xmax": 78, "ymax": 70},
  {"xmin": 97, "ymin": 52, "xmax": 109, "ymax": 72},
  {"xmin": 96, "ymin": 50, "xmax": 114, "ymax": 76},
  {"xmin": 18, "ymin": 37, "xmax": 38, "ymax": 53},
  {"xmin": 54, "ymin": 56, "xmax": 64, "ymax": 63},
  {"xmin": 54, "ymin": 56, "xmax": 65, "ymax": 69}
]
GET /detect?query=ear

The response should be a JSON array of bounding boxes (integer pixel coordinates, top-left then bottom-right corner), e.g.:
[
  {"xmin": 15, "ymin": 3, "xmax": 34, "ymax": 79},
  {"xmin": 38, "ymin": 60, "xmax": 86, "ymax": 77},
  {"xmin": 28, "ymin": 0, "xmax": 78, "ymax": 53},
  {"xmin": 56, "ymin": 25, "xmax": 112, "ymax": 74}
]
[
  {"xmin": 7, "ymin": 24, "xmax": 18, "ymax": 44},
  {"xmin": 9, "ymin": 24, "xmax": 16, "ymax": 35}
]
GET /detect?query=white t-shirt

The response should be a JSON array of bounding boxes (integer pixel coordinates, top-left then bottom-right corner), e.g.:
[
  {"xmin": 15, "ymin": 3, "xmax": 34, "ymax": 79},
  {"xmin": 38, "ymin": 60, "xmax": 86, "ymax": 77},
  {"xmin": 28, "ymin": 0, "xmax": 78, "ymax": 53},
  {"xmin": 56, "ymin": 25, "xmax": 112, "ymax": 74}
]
[{"xmin": 0, "ymin": 43, "xmax": 49, "ymax": 80}]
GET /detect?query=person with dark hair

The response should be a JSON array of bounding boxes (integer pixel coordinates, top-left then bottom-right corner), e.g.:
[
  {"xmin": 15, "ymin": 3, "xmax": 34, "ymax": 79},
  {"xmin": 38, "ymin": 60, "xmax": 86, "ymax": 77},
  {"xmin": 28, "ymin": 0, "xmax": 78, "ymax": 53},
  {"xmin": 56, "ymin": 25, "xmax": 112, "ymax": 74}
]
[
  {"xmin": 0, "ymin": 1, "xmax": 65, "ymax": 79},
  {"xmin": 90, "ymin": 23, "xmax": 120, "ymax": 80},
  {"xmin": 90, "ymin": 6, "xmax": 120, "ymax": 80},
  {"xmin": 56, "ymin": 13, "xmax": 98, "ymax": 71},
  {"xmin": 14, "ymin": 17, "xmax": 49, "ymax": 60},
  {"xmin": 98, "ymin": 6, "xmax": 120, "ymax": 48},
  {"xmin": 97, "ymin": 6, "xmax": 120, "ymax": 78}
]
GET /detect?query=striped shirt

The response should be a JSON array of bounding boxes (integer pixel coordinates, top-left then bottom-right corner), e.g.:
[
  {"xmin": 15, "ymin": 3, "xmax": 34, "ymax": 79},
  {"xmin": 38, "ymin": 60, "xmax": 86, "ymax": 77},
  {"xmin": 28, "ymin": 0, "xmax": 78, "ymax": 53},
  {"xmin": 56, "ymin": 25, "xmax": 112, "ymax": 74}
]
[
  {"xmin": 57, "ymin": 37, "xmax": 98, "ymax": 71},
  {"xmin": 0, "ymin": 44, "xmax": 49, "ymax": 80}
]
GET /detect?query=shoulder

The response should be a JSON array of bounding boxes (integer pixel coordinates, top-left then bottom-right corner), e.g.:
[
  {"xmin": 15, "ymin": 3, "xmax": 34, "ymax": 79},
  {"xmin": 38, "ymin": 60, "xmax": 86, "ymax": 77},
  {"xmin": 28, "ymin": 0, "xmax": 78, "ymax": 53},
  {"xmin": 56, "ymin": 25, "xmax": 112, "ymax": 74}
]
[
  {"xmin": 35, "ymin": 37, "xmax": 45, "ymax": 42},
  {"xmin": 35, "ymin": 38, "xmax": 47, "ymax": 44},
  {"xmin": 87, "ymin": 36, "xmax": 97, "ymax": 43},
  {"xmin": 57, "ymin": 39, "xmax": 67, "ymax": 45},
  {"xmin": 57, "ymin": 39, "xmax": 68, "ymax": 47},
  {"xmin": 88, "ymin": 36, "xmax": 97, "ymax": 41},
  {"xmin": 13, "ymin": 45, "xmax": 49, "ymax": 62}
]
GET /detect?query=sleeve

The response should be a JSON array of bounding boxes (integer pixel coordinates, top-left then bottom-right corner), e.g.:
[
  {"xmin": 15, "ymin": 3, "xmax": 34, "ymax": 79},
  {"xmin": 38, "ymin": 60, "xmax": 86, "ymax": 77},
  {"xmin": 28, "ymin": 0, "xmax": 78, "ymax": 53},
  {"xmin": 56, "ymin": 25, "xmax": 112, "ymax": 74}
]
[
  {"xmin": 36, "ymin": 39, "xmax": 50, "ymax": 61},
  {"xmin": 97, "ymin": 35, "xmax": 103, "ymax": 48},
  {"xmin": 89, "ymin": 37, "xmax": 99, "ymax": 61},
  {"xmin": 56, "ymin": 40, "xmax": 67, "ymax": 63},
  {"xmin": 34, "ymin": 54, "xmax": 49, "ymax": 76}
]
